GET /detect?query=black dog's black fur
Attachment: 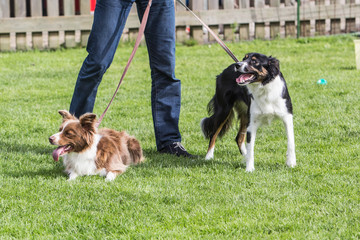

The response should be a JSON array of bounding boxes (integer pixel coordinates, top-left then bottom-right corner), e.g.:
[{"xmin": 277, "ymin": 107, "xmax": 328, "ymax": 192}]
[{"xmin": 201, "ymin": 63, "xmax": 250, "ymax": 139}]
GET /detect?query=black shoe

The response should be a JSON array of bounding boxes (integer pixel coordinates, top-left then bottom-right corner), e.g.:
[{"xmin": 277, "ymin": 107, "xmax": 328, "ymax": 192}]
[{"xmin": 159, "ymin": 142, "xmax": 195, "ymax": 158}]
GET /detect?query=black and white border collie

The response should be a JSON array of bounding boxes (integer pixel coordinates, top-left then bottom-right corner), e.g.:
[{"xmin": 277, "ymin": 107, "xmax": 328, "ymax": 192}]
[{"xmin": 201, "ymin": 53, "xmax": 296, "ymax": 172}]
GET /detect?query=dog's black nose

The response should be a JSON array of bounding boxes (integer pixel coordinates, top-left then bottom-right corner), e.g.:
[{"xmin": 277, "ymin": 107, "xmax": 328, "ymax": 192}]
[
  {"xmin": 49, "ymin": 136, "xmax": 54, "ymax": 144},
  {"xmin": 236, "ymin": 62, "xmax": 250, "ymax": 73}
]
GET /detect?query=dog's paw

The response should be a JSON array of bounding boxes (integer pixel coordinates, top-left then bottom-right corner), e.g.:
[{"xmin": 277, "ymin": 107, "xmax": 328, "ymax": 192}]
[
  {"xmin": 205, "ymin": 147, "xmax": 214, "ymax": 160},
  {"xmin": 245, "ymin": 166, "xmax": 255, "ymax": 172},
  {"xmin": 240, "ymin": 143, "xmax": 247, "ymax": 156},
  {"xmin": 286, "ymin": 159, "xmax": 296, "ymax": 168},
  {"xmin": 286, "ymin": 152, "xmax": 296, "ymax": 168},
  {"xmin": 68, "ymin": 173, "xmax": 78, "ymax": 181},
  {"xmin": 105, "ymin": 172, "xmax": 117, "ymax": 182},
  {"xmin": 245, "ymin": 158, "xmax": 255, "ymax": 172},
  {"xmin": 97, "ymin": 168, "xmax": 107, "ymax": 177}
]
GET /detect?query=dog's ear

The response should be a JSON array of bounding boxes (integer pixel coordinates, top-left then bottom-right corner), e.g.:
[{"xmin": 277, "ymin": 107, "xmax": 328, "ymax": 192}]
[
  {"xmin": 79, "ymin": 113, "xmax": 97, "ymax": 132},
  {"xmin": 268, "ymin": 57, "xmax": 280, "ymax": 77},
  {"xmin": 58, "ymin": 110, "xmax": 76, "ymax": 122}
]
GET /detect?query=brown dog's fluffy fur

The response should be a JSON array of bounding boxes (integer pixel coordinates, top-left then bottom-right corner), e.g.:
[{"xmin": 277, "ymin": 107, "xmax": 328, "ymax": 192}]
[{"xmin": 49, "ymin": 110, "xmax": 144, "ymax": 181}]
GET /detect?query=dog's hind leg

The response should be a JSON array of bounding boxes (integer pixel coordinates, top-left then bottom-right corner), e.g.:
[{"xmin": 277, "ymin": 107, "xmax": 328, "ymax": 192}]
[
  {"xmin": 235, "ymin": 115, "xmax": 248, "ymax": 156},
  {"xmin": 205, "ymin": 113, "xmax": 232, "ymax": 160}
]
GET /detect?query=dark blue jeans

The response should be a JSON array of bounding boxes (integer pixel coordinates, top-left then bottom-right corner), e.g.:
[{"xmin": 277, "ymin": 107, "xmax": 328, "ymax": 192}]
[{"xmin": 69, "ymin": 0, "xmax": 181, "ymax": 150}]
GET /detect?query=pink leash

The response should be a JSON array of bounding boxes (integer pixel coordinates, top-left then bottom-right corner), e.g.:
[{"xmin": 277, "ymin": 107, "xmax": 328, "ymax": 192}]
[
  {"xmin": 95, "ymin": 0, "xmax": 152, "ymax": 128},
  {"xmin": 96, "ymin": 0, "xmax": 238, "ymax": 127}
]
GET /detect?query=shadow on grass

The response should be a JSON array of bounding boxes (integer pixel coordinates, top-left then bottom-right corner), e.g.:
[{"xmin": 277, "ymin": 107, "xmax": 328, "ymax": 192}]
[
  {"xmin": 0, "ymin": 139, "xmax": 54, "ymax": 156},
  {"xmin": 5, "ymin": 166, "xmax": 65, "ymax": 179},
  {"xmin": 1, "ymin": 141, "xmax": 249, "ymax": 179},
  {"xmin": 1, "ymin": 140, "xmax": 66, "ymax": 179},
  {"xmin": 139, "ymin": 149, "xmax": 299, "ymax": 173},
  {"xmin": 140, "ymin": 148, "xmax": 245, "ymax": 170}
]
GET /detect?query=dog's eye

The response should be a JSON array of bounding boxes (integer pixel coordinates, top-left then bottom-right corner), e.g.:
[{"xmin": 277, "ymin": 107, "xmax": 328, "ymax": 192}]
[
  {"xmin": 251, "ymin": 59, "xmax": 258, "ymax": 64},
  {"xmin": 64, "ymin": 130, "xmax": 75, "ymax": 138}
]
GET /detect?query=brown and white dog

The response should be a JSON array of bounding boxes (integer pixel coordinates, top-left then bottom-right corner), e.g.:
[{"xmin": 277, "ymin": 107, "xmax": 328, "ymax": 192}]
[
  {"xmin": 201, "ymin": 53, "xmax": 296, "ymax": 172},
  {"xmin": 49, "ymin": 110, "xmax": 144, "ymax": 181}
]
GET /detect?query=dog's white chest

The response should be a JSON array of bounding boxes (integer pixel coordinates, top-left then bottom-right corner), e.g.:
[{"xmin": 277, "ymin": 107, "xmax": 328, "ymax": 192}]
[
  {"xmin": 248, "ymin": 76, "xmax": 288, "ymax": 121},
  {"xmin": 63, "ymin": 134, "xmax": 101, "ymax": 176}
]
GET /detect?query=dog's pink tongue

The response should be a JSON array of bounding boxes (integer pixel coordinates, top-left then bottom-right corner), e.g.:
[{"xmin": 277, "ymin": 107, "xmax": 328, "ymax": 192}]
[
  {"xmin": 52, "ymin": 146, "xmax": 66, "ymax": 162},
  {"xmin": 236, "ymin": 74, "xmax": 253, "ymax": 84}
]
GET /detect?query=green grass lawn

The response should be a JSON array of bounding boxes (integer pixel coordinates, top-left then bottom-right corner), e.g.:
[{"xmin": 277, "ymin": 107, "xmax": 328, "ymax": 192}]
[{"xmin": 1, "ymin": 35, "xmax": 359, "ymax": 239}]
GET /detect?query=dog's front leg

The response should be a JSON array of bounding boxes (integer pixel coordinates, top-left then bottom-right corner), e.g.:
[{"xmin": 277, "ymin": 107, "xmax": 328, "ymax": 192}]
[
  {"xmin": 282, "ymin": 114, "xmax": 296, "ymax": 168},
  {"xmin": 245, "ymin": 122, "xmax": 259, "ymax": 172},
  {"xmin": 68, "ymin": 171, "xmax": 78, "ymax": 181}
]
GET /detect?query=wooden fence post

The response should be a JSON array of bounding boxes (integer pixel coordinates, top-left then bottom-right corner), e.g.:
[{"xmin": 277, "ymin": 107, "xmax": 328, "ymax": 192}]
[
  {"xmin": 255, "ymin": 0, "xmax": 265, "ymax": 39},
  {"xmin": 176, "ymin": 0, "xmax": 188, "ymax": 43},
  {"xmin": 64, "ymin": 0, "xmax": 76, "ymax": 48},
  {"xmin": 356, "ymin": 0, "xmax": 360, "ymax": 32},
  {"xmin": 128, "ymin": 5, "xmax": 139, "ymax": 42},
  {"xmin": 223, "ymin": 0, "xmax": 235, "ymax": 41},
  {"xmin": 0, "ymin": 0, "xmax": 11, "ymax": 51},
  {"xmin": 324, "ymin": 0, "xmax": 331, "ymax": 35},
  {"xmin": 0, "ymin": 0, "xmax": 10, "ymax": 18},
  {"xmin": 238, "ymin": 0, "xmax": 249, "ymax": 40},
  {"xmin": 14, "ymin": 0, "xmax": 26, "ymax": 51},
  {"xmin": 47, "ymin": 0, "xmax": 60, "ymax": 49},
  {"xmin": 30, "ymin": 1, "xmax": 44, "ymax": 49},
  {"xmin": 270, "ymin": 0, "xmax": 281, "ymax": 39},
  {"xmin": 189, "ymin": 0, "xmax": 205, "ymax": 44},
  {"xmin": 355, "ymin": 40, "xmax": 360, "ymax": 70},
  {"xmin": 80, "ymin": 0, "xmax": 91, "ymax": 47},
  {"xmin": 207, "ymin": 0, "xmax": 219, "ymax": 42}
]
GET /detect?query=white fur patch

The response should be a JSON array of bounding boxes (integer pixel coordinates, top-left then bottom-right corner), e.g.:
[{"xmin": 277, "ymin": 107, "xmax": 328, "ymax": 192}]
[
  {"xmin": 205, "ymin": 147, "xmax": 214, "ymax": 160},
  {"xmin": 63, "ymin": 134, "xmax": 102, "ymax": 178},
  {"xmin": 105, "ymin": 172, "xmax": 117, "ymax": 182},
  {"xmin": 240, "ymin": 142, "xmax": 247, "ymax": 156},
  {"xmin": 247, "ymin": 75, "xmax": 289, "ymax": 126}
]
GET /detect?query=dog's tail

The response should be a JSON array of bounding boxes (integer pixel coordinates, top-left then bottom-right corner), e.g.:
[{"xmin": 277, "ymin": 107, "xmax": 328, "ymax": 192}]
[
  {"xmin": 201, "ymin": 96, "xmax": 235, "ymax": 139},
  {"xmin": 127, "ymin": 138, "xmax": 144, "ymax": 164}
]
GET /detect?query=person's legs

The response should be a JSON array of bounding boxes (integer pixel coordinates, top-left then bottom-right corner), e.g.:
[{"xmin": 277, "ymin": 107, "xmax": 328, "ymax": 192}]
[
  {"xmin": 136, "ymin": 0, "xmax": 182, "ymax": 151},
  {"xmin": 70, "ymin": 0, "xmax": 135, "ymax": 118}
]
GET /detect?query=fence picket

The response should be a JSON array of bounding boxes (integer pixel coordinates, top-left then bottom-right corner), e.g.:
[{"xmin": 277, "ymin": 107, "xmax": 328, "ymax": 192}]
[
  {"xmin": 175, "ymin": 1, "xmax": 188, "ymax": 43},
  {"xmin": 64, "ymin": 0, "xmax": 77, "ymax": 48},
  {"xmin": 0, "ymin": 0, "xmax": 10, "ymax": 18},
  {"xmin": 64, "ymin": 0, "xmax": 75, "ymax": 16},
  {"xmin": 14, "ymin": 0, "xmax": 26, "ymax": 50},
  {"xmin": 189, "ymin": 0, "xmax": 205, "ymax": 43},
  {"xmin": 0, "ymin": 0, "xmax": 10, "ymax": 51},
  {"xmin": 47, "ymin": 0, "xmax": 60, "ymax": 49},
  {"xmin": 223, "ymin": 0, "xmax": 235, "ymax": 41},
  {"xmin": 31, "ymin": 1, "xmax": 43, "ymax": 17},
  {"xmin": 79, "ymin": 0, "xmax": 91, "ymax": 46},
  {"xmin": 80, "ymin": 0, "xmax": 91, "ymax": 15},
  {"xmin": 208, "ymin": 0, "xmax": 220, "ymax": 42},
  {"xmin": 15, "ymin": 0, "xmax": 26, "ymax": 17}
]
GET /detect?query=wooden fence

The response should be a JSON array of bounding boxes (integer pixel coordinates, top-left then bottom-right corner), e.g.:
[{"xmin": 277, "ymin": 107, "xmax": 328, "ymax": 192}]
[{"xmin": 0, "ymin": 0, "xmax": 360, "ymax": 51}]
